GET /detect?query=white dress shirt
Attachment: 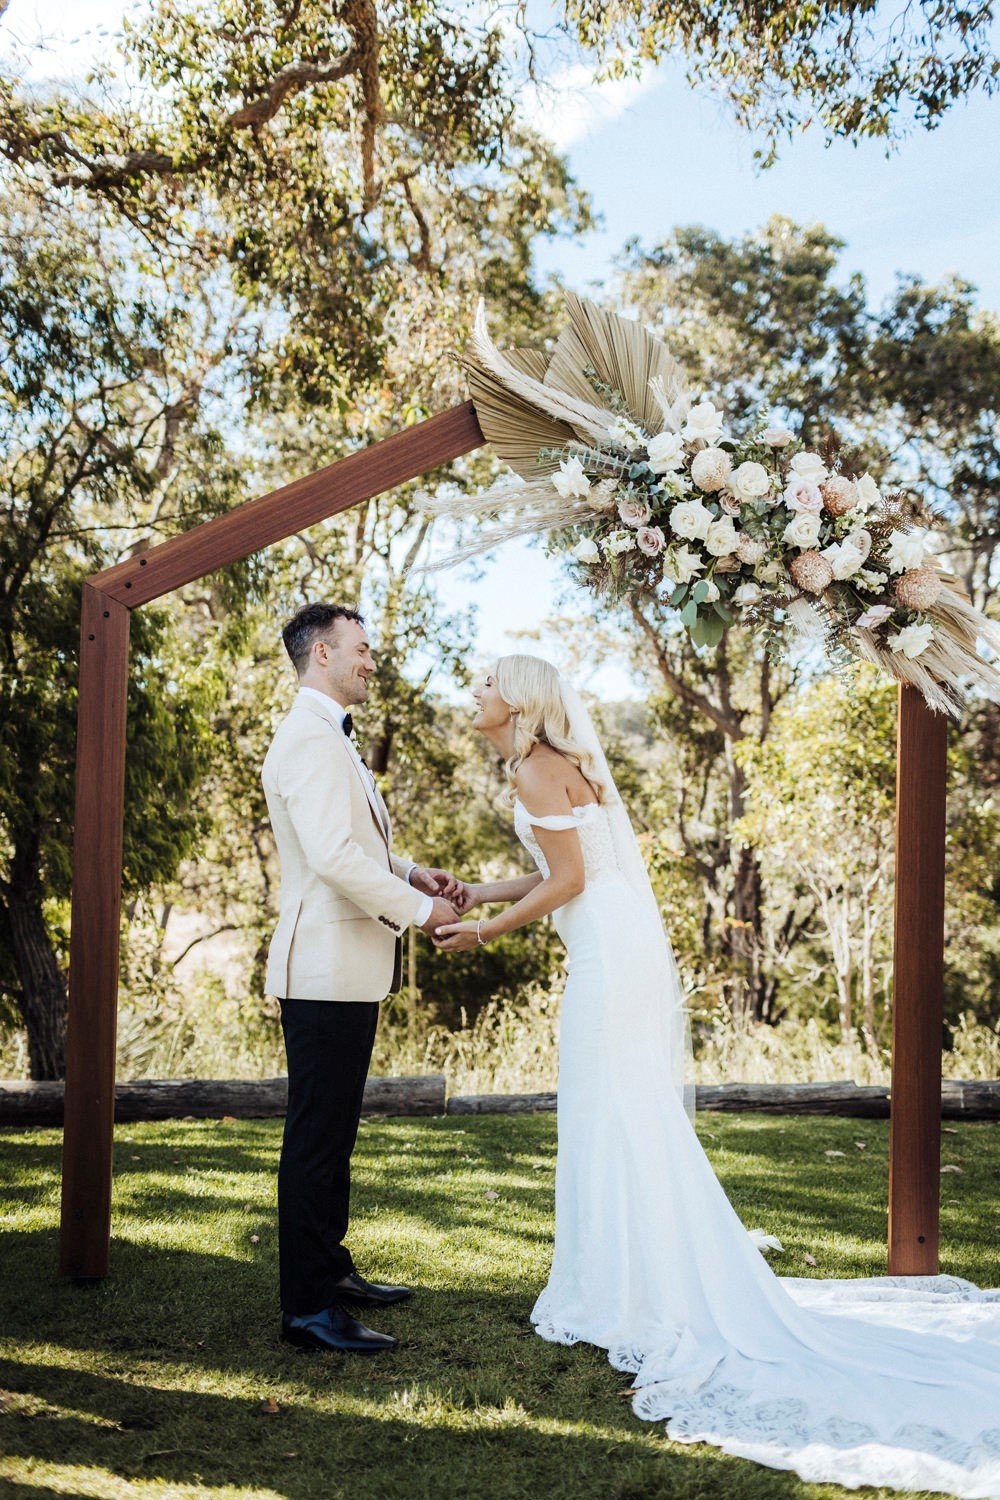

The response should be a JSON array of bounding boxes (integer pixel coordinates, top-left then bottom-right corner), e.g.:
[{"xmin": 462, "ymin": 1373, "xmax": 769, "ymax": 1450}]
[{"xmin": 297, "ymin": 686, "xmax": 433, "ymax": 925}]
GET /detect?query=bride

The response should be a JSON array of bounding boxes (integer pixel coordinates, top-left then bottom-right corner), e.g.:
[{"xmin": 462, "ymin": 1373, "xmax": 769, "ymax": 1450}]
[{"xmin": 433, "ymin": 653, "xmax": 1000, "ymax": 1499}]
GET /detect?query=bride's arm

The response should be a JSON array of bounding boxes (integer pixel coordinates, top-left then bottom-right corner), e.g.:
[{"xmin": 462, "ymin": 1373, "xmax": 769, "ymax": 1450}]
[
  {"xmin": 434, "ymin": 762, "xmax": 584, "ymax": 950},
  {"xmin": 460, "ymin": 871, "xmax": 543, "ymax": 908}
]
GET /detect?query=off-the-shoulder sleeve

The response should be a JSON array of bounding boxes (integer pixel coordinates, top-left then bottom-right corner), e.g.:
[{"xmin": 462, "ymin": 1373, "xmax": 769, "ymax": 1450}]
[{"xmin": 518, "ymin": 806, "xmax": 594, "ymax": 831}]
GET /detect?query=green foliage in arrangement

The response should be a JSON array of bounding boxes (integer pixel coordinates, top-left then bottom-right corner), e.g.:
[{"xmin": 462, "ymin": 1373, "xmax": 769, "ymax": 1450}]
[{"xmin": 1, "ymin": 1114, "xmax": 997, "ymax": 1498}]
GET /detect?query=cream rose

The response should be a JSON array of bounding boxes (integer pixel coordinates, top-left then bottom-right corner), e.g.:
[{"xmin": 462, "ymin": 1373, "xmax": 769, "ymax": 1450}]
[
  {"xmin": 820, "ymin": 539, "xmax": 866, "ymax": 580},
  {"xmin": 762, "ymin": 424, "xmax": 794, "ymax": 447},
  {"xmin": 783, "ymin": 512, "xmax": 823, "ymax": 550},
  {"xmin": 704, "ymin": 517, "xmax": 740, "ymax": 558},
  {"xmin": 886, "ymin": 528, "xmax": 927, "ymax": 575},
  {"xmin": 730, "ymin": 461, "xmax": 771, "ymax": 503},
  {"xmin": 855, "ymin": 473, "xmax": 882, "ymax": 513},
  {"xmin": 783, "ymin": 478, "xmax": 823, "ymax": 515},
  {"xmin": 789, "ymin": 451, "xmax": 829, "ymax": 484},
  {"xmin": 681, "ymin": 400, "xmax": 725, "ymax": 446},
  {"xmin": 646, "ymin": 431, "xmax": 686, "ymax": 474},
  {"xmin": 669, "ymin": 498, "xmax": 713, "ymax": 542}
]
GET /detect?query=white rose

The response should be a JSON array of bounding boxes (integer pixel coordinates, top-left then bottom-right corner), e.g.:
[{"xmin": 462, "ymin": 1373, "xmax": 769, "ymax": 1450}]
[
  {"xmin": 762, "ymin": 424, "xmax": 794, "ymax": 447},
  {"xmin": 571, "ymin": 536, "xmax": 599, "ymax": 563},
  {"xmin": 668, "ymin": 545, "xmax": 705, "ymax": 584},
  {"xmin": 733, "ymin": 582, "xmax": 763, "ymax": 607},
  {"xmin": 552, "ymin": 455, "xmax": 591, "ymax": 500},
  {"xmin": 604, "ymin": 529, "xmax": 636, "ymax": 556},
  {"xmin": 789, "ymin": 451, "xmax": 829, "ymax": 484},
  {"xmin": 669, "ymin": 497, "xmax": 713, "ymax": 542},
  {"xmin": 618, "ymin": 493, "xmax": 652, "ymax": 528},
  {"xmin": 783, "ymin": 478, "xmax": 823, "ymax": 515},
  {"xmin": 681, "ymin": 400, "xmax": 725, "ymax": 446},
  {"xmin": 783, "ymin": 512, "xmax": 823, "ymax": 550},
  {"xmin": 646, "ymin": 431, "xmax": 686, "ymax": 473},
  {"xmin": 886, "ymin": 528, "xmax": 927, "ymax": 575},
  {"xmin": 756, "ymin": 559, "xmax": 787, "ymax": 584},
  {"xmin": 855, "ymin": 473, "xmax": 882, "ymax": 513},
  {"xmin": 889, "ymin": 621, "xmax": 935, "ymax": 659},
  {"xmin": 636, "ymin": 525, "xmax": 666, "ymax": 557},
  {"xmin": 704, "ymin": 517, "xmax": 740, "ymax": 557},
  {"xmin": 730, "ymin": 461, "xmax": 771, "ymax": 503},
  {"xmin": 820, "ymin": 539, "xmax": 866, "ymax": 580}
]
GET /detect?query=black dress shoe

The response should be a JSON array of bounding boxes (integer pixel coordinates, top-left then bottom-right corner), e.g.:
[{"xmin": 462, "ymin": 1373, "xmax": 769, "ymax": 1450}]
[
  {"xmin": 334, "ymin": 1271, "xmax": 412, "ymax": 1307},
  {"xmin": 281, "ymin": 1303, "xmax": 397, "ymax": 1354}
]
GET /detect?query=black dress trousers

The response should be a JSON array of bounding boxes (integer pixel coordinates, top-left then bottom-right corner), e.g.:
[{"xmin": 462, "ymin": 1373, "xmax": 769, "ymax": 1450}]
[{"xmin": 278, "ymin": 996, "xmax": 379, "ymax": 1315}]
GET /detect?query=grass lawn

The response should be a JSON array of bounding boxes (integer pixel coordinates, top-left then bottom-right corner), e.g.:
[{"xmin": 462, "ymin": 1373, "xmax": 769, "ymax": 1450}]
[{"xmin": 1, "ymin": 1111, "xmax": 998, "ymax": 1500}]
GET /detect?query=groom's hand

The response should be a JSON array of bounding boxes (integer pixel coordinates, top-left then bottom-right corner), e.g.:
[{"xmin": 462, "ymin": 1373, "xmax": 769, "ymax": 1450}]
[
  {"xmin": 419, "ymin": 896, "xmax": 459, "ymax": 935},
  {"xmin": 409, "ymin": 865, "xmax": 467, "ymax": 904}
]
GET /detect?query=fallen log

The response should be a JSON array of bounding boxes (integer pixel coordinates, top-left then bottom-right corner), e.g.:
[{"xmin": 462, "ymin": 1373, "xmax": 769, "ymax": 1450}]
[
  {"xmin": 0, "ymin": 1074, "xmax": 446, "ymax": 1126},
  {"xmin": 447, "ymin": 1080, "xmax": 1000, "ymax": 1120}
]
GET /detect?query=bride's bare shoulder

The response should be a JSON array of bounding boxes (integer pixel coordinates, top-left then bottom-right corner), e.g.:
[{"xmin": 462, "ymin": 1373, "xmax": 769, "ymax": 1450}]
[{"xmin": 515, "ymin": 747, "xmax": 578, "ymax": 816}]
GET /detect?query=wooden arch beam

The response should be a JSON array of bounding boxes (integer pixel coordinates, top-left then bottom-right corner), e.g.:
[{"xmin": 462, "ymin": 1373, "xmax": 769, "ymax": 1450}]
[{"xmin": 59, "ymin": 402, "xmax": 485, "ymax": 1277}]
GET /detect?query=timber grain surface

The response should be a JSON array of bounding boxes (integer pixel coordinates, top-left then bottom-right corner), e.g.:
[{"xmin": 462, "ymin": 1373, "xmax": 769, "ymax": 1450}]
[{"xmin": 1, "ymin": 1077, "xmax": 997, "ymax": 1124}]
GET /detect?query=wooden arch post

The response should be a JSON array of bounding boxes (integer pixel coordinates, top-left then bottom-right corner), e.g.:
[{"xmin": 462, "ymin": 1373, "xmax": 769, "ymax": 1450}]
[{"xmin": 59, "ymin": 399, "xmax": 949, "ymax": 1280}]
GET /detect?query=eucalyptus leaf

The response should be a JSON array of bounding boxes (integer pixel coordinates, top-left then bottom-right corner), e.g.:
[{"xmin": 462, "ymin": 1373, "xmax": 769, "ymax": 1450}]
[
  {"xmin": 692, "ymin": 580, "xmax": 709, "ymax": 604},
  {"xmin": 680, "ymin": 599, "xmax": 699, "ymax": 629}
]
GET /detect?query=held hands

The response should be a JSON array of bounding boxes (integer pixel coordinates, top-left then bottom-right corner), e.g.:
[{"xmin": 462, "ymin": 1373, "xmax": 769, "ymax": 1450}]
[
  {"xmin": 409, "ymin": 865, "xmax": 471, "ymax": 908},
  {"xmin": 419, "ymin": 895, "xmax": 460, "ymax": 934},
  {"xmin": 409, "ymin": 866, "xmax": 481, "ymax": 915}
]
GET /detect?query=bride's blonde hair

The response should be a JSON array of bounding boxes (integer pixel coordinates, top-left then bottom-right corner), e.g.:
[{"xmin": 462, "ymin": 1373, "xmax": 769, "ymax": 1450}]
[{"xmin": 493, "ymin": 655, "xmax": 607, "ymax": 809}]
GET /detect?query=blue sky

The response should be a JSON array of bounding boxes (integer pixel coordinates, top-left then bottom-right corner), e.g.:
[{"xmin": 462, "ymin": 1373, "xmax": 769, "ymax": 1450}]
[{"xmin": 6, "ymin": 0, "xmax": 998, "ymax": 697}]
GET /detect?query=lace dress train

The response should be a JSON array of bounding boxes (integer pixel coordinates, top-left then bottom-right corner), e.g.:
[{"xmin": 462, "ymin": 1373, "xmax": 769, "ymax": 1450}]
[{"xmin": 514, "ymin": 798, "xmax": 1000, "ymax": 1499}]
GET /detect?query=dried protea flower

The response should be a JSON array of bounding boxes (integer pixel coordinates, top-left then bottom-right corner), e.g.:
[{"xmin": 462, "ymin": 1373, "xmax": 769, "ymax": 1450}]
[
  {"xmin": 821, "ymin": 476, "xmax": 858, "ymax": 517},
  {"xmin": 894, "ymin": 565, "xmax": 942, "ymax": 611},
  {"xmin": 588, "ymin": 477, "xmax": 619, "ymax": 513},
  {"xmin": 690, "ymin": 447, "xmax": 732, "ymax": 493},
  {"xmin": 790, "ymin": 550, "xmax": 834, "ymax": 595},
  {"xmin": 736, "ymin": 534, "xmax": 767, "ymax": 565}
]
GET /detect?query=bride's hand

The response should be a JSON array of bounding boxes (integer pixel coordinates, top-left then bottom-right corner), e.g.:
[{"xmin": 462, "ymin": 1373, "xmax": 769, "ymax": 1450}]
[
  {"xmin": 433, "ymin": 919, "xmax": 486, "ymax": 952},
  {"xmin": 452, "ymin": 883, "xmax": 485, "ymax": 915}
]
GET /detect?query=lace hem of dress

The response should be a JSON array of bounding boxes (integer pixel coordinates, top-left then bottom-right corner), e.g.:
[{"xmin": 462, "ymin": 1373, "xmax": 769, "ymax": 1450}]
[{"xmin": 531, "ymin": 1295, "xmax": 1000, "ymax": 1500}]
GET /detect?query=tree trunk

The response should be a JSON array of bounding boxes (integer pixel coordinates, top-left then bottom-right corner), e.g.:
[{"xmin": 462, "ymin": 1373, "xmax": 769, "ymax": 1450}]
[{"xmin": 3, "ymin": 862, "xmax": 67, "ymax": 1079}]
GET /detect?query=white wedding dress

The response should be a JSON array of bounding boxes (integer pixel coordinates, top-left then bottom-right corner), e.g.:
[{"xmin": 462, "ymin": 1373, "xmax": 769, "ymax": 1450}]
[{"xmin": 514, "ymin": 794, "xmax": 1000, "ymax": 1498}]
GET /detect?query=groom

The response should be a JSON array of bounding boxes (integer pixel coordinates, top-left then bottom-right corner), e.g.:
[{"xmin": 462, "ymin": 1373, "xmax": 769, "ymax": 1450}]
[{"xmin": 262, "ymin": 602, "xmax": 461, "ymax": 1354}]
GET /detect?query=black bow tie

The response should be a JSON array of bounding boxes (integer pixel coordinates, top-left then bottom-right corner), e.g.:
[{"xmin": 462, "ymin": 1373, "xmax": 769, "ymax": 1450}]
[{"xmin": 342, "ymin": 713, "xmax": 354, "ymax": 738}]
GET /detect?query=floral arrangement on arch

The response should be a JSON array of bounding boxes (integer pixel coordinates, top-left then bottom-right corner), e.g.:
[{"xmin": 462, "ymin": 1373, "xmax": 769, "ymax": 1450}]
[{"xmin": 425, "ymin": 294, "xmax": 1000, "ymax": 717}]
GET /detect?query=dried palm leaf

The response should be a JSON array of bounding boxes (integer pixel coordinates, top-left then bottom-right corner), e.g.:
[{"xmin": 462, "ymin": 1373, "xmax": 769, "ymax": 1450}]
[{"xmin": 545, "ymin": 291, "xmax": 689, "ymax": 435}]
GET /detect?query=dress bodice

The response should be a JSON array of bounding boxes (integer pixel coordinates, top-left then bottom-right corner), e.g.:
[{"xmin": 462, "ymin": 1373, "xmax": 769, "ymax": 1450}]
[{"xmin": 513, "ymin": 798, "xmax": 619, "ymax": 885}]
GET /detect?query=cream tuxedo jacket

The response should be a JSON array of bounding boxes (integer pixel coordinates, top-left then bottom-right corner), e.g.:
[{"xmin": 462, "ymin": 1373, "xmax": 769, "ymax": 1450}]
[{"xmin": 262, "ymin": 690, "xmax": 425, "ymax": 1003}]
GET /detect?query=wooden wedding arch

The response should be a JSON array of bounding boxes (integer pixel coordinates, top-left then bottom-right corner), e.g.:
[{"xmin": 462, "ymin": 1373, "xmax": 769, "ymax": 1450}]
[{"xmin": 59, "ymin": 398, "xmax": 947, "ymax": 1280}]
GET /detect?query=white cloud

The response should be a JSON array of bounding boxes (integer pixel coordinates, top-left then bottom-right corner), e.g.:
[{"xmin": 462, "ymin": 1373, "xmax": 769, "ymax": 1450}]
[{"xmin": 523, "ymin": 61, "xmax": 664, "ymax": 151}]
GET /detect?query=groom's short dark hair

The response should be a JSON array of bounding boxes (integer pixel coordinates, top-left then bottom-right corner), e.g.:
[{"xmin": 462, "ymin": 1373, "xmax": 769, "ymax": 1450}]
[{"xmin": 282, "ymin": 602, "xmax": 365, "ymax": 675}]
